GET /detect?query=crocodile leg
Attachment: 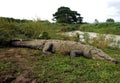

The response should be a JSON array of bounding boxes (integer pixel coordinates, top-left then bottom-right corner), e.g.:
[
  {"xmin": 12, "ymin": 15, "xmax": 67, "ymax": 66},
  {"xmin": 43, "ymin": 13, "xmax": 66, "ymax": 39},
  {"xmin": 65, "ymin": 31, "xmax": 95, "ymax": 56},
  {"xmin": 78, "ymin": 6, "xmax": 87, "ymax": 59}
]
[
  {"xmin": 70, "ymin": 50, "xmax": 83, "ymax": 59},
  {"xmin": 42, "ymin": 43, "xmax": 54, "ymax": 54}
]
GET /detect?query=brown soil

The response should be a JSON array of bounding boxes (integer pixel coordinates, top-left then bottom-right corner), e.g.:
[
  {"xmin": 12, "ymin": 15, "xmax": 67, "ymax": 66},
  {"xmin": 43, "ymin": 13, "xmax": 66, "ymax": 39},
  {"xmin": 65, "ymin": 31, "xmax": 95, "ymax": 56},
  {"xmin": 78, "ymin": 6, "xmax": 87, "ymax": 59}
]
[{"xmin": 0, "ymin": 48, "xmax": 38, "ymax": 83}]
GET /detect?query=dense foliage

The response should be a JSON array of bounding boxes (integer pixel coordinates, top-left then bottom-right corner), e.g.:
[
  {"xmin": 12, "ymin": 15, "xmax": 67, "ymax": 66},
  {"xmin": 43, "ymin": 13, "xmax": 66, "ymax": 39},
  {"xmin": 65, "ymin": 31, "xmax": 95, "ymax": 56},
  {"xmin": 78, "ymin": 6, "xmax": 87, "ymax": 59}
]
[
  {"xmin": 106, "ymin": 18, "xmax": 115, "ymax": 22},
  {"xmin": 53, "ymin": 6, "xmax": 83, "ymax": 24}
]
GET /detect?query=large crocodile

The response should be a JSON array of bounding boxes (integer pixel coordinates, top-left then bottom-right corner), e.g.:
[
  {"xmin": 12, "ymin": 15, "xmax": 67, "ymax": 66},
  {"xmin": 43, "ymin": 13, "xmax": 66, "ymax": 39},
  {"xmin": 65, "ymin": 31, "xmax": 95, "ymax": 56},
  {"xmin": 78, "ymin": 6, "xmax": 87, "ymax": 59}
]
[{"xmin": 11, "ymin": 39, "xmax": 119, "ymax": 64}]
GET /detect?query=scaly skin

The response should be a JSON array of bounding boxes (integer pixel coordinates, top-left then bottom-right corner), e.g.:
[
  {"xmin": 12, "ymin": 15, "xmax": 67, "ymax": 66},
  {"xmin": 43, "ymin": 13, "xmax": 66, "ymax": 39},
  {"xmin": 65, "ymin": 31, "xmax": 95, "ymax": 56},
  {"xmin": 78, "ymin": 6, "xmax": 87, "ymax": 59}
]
[{"xmin": 11, "ymin": 39, "xmax": 119, "ymax": 64}]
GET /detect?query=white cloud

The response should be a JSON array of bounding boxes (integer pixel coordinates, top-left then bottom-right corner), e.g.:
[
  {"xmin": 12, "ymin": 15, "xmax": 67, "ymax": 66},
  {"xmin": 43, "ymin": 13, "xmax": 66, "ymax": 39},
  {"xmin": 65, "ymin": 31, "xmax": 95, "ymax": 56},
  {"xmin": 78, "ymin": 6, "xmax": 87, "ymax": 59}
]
[{"xmin": 0, "ymin": 0, "xmax": 119, "ymax": 22}]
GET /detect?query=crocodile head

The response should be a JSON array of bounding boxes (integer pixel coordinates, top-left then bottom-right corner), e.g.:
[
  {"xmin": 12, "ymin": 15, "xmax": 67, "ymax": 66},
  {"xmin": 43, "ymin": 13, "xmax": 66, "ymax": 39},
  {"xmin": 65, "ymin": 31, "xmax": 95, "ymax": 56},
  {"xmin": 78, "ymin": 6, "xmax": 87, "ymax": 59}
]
[{"xmin": 90, "ymin": 48, "xmax": 119, "ymax": 64}]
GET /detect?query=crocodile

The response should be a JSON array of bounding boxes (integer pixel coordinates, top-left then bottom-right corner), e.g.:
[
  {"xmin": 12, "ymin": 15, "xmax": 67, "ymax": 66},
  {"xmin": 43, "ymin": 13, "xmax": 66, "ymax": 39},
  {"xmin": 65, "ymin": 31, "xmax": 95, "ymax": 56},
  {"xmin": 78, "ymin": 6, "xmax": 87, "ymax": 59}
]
[{"xmin": 11, "ymin": 39, "xmax": 119, "ymax": 64}]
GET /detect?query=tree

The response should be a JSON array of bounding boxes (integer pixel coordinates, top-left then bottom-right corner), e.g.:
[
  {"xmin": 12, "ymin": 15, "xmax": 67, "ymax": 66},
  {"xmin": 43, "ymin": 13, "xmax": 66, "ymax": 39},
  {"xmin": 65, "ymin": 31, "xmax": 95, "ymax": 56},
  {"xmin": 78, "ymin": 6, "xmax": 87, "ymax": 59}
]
[
  {"xmin": 53, "ymin": 6, "xmax": 83, "ymax": 24},
  {"xmin": 106, "ymin": 18, "xmax": 115, "ymax": 22}
]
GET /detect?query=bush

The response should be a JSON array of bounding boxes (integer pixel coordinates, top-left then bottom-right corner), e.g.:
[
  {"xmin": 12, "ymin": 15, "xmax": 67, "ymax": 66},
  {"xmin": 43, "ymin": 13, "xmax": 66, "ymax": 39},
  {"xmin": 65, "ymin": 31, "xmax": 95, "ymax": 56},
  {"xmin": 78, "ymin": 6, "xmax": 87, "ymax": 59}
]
[
  {"xmin": 0, "ymin": 23, "xmax": 22, "ymax": 45},
  {"xmin": 38, "ymin": 32, "xmax": 51, "ymax": 39}
]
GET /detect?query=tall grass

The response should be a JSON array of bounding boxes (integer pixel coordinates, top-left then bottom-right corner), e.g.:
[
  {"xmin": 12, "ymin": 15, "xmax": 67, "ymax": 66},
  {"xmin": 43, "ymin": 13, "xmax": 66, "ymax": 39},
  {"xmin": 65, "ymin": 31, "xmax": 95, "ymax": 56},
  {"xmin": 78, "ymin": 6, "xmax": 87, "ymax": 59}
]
[
  {"xmin": 0, "ymin": 18, "xmax": 81, "ymax": 46},
  {"xmin": 0, "ymin": 17, "xmax": 120, "ymax": 47},
  {"xmin": 80, "ymin": 22, "xmax": 120, "ymax": 35},
  {"xmin": 0, "ymin": 20, "xmax": 55, "ymax": 45}
]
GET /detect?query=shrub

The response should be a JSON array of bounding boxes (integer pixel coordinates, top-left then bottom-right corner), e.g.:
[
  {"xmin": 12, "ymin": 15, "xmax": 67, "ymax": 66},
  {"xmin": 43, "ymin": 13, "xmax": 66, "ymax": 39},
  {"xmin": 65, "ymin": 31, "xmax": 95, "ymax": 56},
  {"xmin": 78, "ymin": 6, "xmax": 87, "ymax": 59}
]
[{"xmin": 38, "ymin": 32, "xmax": 51, "ymax": 39}]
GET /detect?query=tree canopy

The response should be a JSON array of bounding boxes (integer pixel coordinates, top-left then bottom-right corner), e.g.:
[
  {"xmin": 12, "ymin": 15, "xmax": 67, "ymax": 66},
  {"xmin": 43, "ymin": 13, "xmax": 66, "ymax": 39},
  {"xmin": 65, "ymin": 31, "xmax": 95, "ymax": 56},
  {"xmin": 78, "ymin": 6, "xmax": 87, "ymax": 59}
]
[
  {"xmin": 106, "ymin": 18, "xmax": 115, "ymax": 22},
  {"xmin": 53, "ymin": 6, "xmax": 83, "ymax": 24}
]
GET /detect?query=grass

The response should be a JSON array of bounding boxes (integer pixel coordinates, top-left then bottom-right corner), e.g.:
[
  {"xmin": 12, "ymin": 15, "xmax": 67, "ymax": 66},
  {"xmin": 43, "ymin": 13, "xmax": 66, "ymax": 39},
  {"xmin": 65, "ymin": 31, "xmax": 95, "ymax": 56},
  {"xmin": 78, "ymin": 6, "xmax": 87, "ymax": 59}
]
[
  {"xmin": 0, "ymin": 47, "xmax": 120, "ymax": 82},
  {"xmin": 80, "ymin": 22, "xmax": 120, "ymax": 35},
  {"xmin": 0, "ymin": 17, "xmax": 120, "ymax": 82}
]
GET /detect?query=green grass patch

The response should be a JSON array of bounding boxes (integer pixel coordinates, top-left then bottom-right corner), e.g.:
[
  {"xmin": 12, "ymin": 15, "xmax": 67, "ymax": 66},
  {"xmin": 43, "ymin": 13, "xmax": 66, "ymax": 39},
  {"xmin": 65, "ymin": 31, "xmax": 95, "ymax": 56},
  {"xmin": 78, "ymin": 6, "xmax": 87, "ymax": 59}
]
[
  {"xmin": 26, "ymin": 49, "xmax": 120, "ymax": 82},
  {"xmin": 0, "ymin": 47, "xmax": 120, "ymax": 82},
  {"xmin": 80, "ymin": 22, "xmax": 120, "ymax": 35}
]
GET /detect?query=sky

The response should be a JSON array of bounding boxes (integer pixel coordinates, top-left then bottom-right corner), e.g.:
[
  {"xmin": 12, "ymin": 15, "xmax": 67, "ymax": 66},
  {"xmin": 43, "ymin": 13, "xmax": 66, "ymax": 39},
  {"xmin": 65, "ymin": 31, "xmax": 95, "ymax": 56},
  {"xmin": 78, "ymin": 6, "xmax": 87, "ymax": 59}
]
[{"xmin": 0, "ymin": 0, "xmax": 120, "ymax": 23}]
